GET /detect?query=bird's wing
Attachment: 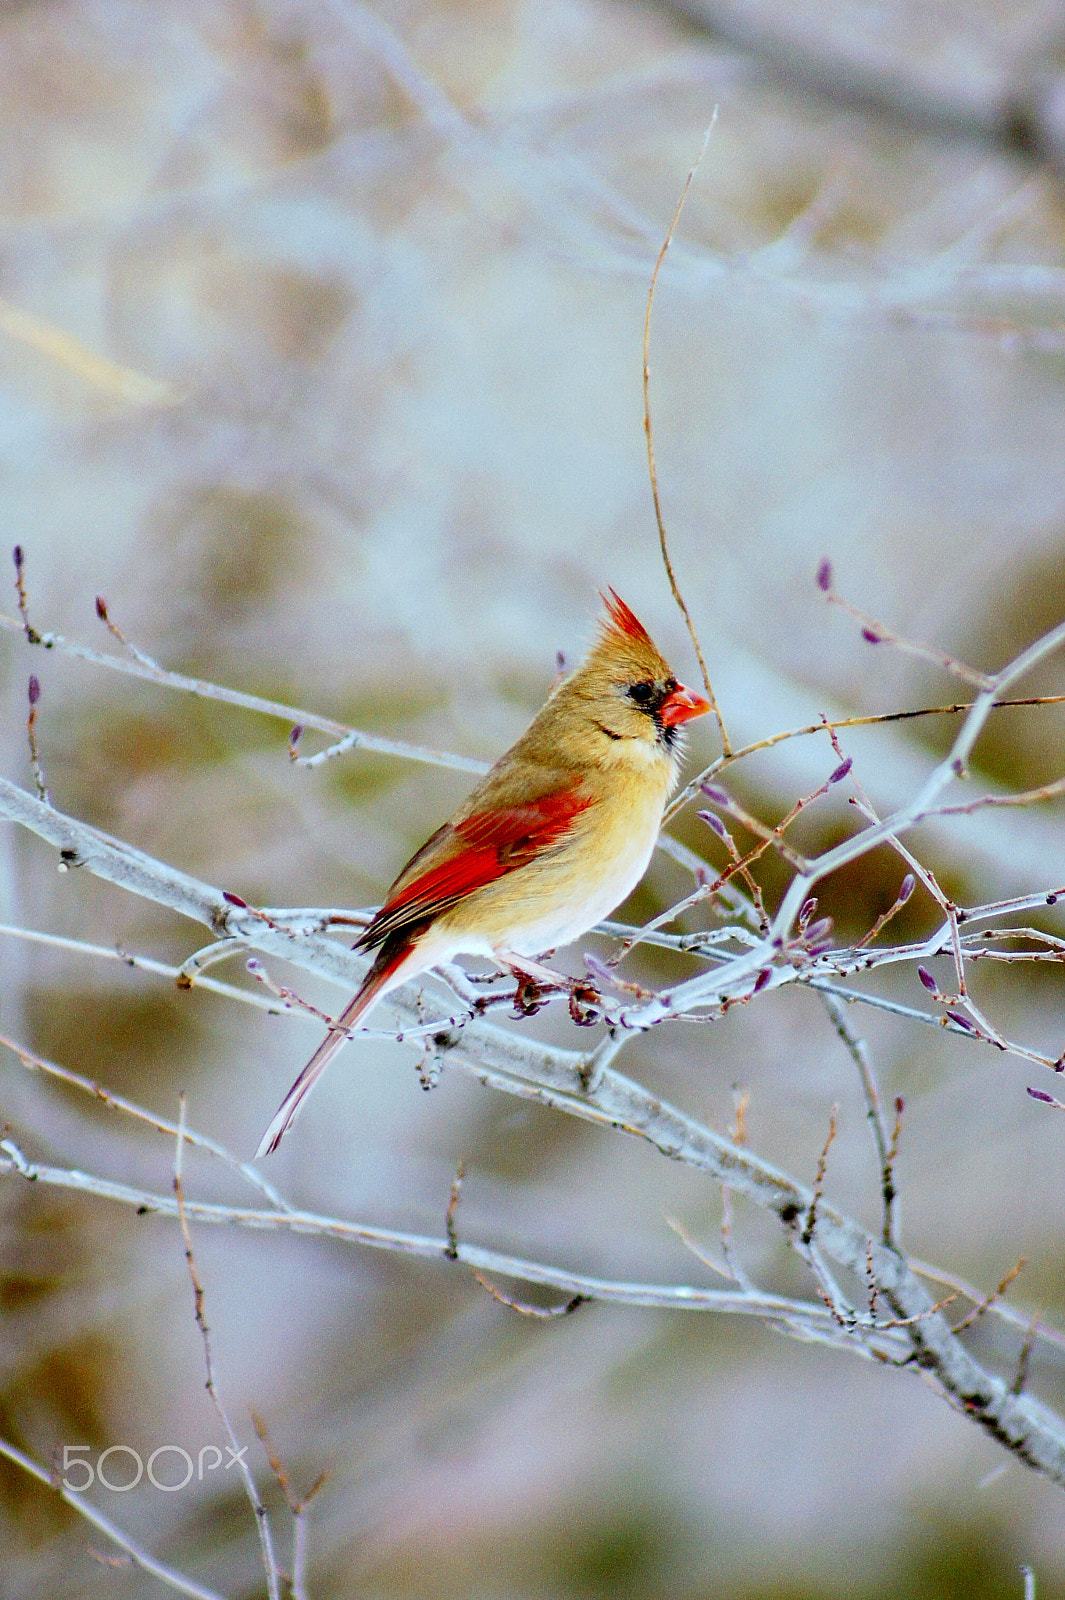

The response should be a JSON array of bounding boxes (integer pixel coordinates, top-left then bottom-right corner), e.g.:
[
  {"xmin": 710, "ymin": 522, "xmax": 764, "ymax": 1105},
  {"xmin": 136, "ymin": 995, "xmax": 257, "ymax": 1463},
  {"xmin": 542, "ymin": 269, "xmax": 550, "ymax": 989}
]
[{"xmin": 356, "ymin": 785, "xmax": 592, "ymax": 949}]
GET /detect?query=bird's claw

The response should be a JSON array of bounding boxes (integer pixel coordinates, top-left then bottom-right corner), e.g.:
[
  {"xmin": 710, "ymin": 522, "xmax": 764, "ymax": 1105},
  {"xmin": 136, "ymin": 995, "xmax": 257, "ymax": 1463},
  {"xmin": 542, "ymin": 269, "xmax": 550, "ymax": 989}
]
[
  {"xmin": 512, "ymin": 974, "xmax": 549, "ymax": 1016},
  {"xmin": 568, "ymin": 982, "xmax": 601, "ymax": 1026}
]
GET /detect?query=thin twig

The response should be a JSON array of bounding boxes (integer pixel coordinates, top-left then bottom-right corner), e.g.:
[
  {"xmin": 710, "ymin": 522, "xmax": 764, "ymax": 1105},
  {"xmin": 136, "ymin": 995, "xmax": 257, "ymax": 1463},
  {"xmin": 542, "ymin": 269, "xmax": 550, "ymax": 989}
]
[
  {"xmin": 698, "ymin": 782, "xmax": 811, "ymax": 870},
  {"xmin": 466, "ymin": 1266, "xmax": 585, "ymax": 1319},
  {"xmin": 173, "ymin": 1098, "xmax": 280, "ymax": 1600},
  {"xmin": 94, "ymin": 593, "xmax": 165, "ymax": 671},
  {"xmin": 818, "ymin": 992, "xmax": 897, "ymax": 1246},
  {"xmin": 1011, "ymin": 1313, "xmax": 1039, "ymax": 1399},
  {"xmin": 0, "ymin": 922, "xmax": 294, "ymax": 1015},
  {"xmin": 12, "ymin": 545, "xmax": 40, "ymax": 644},
  {"xmin": 251, "ymin": 1410, "xmax": 326, "ymax": 1600},
  {"xmin": 818, "ymin": 563, "xmax": 993, "ymax": 689},
  {"xmin": 664, "ymin": 692, "xmax": 1065, "ymax": 824},
  {"xmin": 642, "ymin": 120, "xmax": 730, "ymax": 755},
  {"xmin": 445, "ymin": 1163, "xmax": 584, "ymax": 1315},
  {"xmin": 0, "ymin": 1436, "xmax": 225, "ymax": 1600},
  {"xmin": 665, "ymin": 1215, "xmax": 736, "ymax": 1283},
  {"xmin": 24, "ymin": 674, "xmax": 48, "ymax": 803},
  {"xmin": 951, "ymin": 1259, "xmax": 1027, "ymax": 1335},
  {"xmin": 0, "ymin": 609, "xmax": 489, "ymax": 776},
  {"xmin": 1, "ymin": 1031, "xmax": 292, "ymax": 1213},
  {"xmin": 802, "ymin": 1103, "xmax": 839, "ymax": 1248}
]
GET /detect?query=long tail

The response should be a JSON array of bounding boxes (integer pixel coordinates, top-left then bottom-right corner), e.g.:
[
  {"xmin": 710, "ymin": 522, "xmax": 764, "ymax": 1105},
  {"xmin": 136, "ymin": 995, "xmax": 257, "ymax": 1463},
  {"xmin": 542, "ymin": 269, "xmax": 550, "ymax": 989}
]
[{"xmin": 255, "ymin": 938, "xmax": 413, "ymax": 1157}]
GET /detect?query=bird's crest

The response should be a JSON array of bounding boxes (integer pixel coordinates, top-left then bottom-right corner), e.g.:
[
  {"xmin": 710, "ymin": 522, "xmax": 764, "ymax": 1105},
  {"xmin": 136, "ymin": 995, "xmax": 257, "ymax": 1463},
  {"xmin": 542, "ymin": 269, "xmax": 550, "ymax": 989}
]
[{"xmin": 599, "ymin": 588, "xmax": 655, "ymax": 651}]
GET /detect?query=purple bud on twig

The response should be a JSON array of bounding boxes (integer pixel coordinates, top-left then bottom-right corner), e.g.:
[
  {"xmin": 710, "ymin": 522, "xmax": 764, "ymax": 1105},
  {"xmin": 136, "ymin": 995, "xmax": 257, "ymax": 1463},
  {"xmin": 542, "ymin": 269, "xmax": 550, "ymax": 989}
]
[
  {"xmin": 753, "ymin": 968, "xmax": 771, "ymax": 993},
  {"xmin": 12, "ymin": 545, "xmax": 23, "ymax": 572},
  {"xmin": 582, "ymin": 952, "xmax": 616, "ymax": 991},
  {"xmin": 1028, "ymin": 1086, "xmax": 1056, "ymax": 1104},
  {"xmin": 27, "ymin": 675, "xmax": 40, "ymax": 706},
  {"xmin": 804, "ymin": 918, "xmax": 834, "ymax": 947},
  {"xmin": 95, "ymin": 595, "xmax": 108, "ymax": 621},
  {"xmin": 700, "ymin": 783, "xmax": 730, "ymax": 806},
  {"xmin": 816, "ymin": 558, "xmax": 832, "ymax": 592},
  {"xmin": 698, "ymin": 809, "xmax": 728, "ymax": 840},
  {"xmin": 861, "ymin": 627, "xmax": 882, "ymax": 645},
  {"xmin": 898, "ymin": 874, "xmax": 915, "ymax": 903},
  {"xmin": 946, "ymin": 1010, "xmax": 975, "ymax": 1033},
  {"xmin": 799, "ymin": 896, "xmax": 817, "ymax": 929},
  {"xmin": 222, "ymin": 890, "xmax": 248, "ymax": 908},
  {"xmin": 289, "ymin": 724, "xmax": 303, "ymax": 747},
  {"xmin": 894, "ymin": 1094, "xmax": 905, "ymax": 1116},
  {"xmin": 917, "ymin": 966, "xmax": 938, "ymax": 993},
  {"xmin": 829, "ymin": 757, "xmax": 852, "ymax": 784}
]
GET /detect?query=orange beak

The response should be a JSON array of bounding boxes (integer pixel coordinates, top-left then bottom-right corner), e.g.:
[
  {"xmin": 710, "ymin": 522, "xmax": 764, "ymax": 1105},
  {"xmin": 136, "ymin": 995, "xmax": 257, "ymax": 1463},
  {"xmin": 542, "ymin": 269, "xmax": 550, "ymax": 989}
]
[{"xmin": 658, "ymin": 681, "xmax": 712, "ymax": 727}]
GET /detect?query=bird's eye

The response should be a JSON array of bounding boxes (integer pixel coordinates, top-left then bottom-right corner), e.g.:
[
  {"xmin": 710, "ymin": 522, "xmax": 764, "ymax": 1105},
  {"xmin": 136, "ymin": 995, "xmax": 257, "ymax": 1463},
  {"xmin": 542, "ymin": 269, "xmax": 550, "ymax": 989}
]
[{"xmin": 626, "ymin": 681, "xmax": 657, "ymax": 707}]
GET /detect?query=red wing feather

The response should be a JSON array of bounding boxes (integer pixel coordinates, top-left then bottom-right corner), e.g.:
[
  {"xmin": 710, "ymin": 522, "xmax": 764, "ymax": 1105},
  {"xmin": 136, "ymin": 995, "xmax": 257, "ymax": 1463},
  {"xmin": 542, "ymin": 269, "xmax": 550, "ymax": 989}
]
[{"xmin": 357, "ymin": 787, "xmax": 591, "ymax": 950}]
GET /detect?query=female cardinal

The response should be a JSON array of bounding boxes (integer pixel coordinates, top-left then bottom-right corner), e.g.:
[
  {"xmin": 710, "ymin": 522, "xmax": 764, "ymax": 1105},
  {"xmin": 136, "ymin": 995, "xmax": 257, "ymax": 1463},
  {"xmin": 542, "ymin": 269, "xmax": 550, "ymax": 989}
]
[{"xmin": 256, "ymin": 590, "xmax": 710, "ymax": 1155}]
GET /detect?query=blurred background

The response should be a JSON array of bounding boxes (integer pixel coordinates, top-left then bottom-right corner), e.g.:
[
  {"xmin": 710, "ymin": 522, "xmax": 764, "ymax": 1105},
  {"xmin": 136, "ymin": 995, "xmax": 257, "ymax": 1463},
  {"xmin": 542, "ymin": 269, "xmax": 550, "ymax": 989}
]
[{"xmin": 4, "ymin": 0, "xmax": 1065, "ymax": 1594}]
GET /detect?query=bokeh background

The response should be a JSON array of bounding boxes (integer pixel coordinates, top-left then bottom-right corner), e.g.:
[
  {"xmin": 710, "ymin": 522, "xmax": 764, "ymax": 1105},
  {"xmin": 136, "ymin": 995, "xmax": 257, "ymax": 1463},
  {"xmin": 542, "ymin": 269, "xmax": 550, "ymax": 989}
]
[{"xmin": 4, "ymin": 1, "xmax": 1065, "ymax": 1594}]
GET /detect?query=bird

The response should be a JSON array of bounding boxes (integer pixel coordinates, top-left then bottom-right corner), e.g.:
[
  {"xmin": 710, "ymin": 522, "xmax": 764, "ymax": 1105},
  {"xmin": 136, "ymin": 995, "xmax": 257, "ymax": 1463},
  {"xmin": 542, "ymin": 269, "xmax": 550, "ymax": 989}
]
[{"xmin": 256, "ymin": 590, "xmax": 710, "ymax": 1155}]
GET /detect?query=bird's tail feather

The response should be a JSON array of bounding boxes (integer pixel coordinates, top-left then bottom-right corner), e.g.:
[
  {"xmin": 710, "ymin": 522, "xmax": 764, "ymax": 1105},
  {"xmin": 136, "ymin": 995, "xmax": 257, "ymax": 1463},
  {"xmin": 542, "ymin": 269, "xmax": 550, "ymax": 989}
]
[{"xmin": 255, "ymin": 939, "xmax": 412, "ymax": 1157}]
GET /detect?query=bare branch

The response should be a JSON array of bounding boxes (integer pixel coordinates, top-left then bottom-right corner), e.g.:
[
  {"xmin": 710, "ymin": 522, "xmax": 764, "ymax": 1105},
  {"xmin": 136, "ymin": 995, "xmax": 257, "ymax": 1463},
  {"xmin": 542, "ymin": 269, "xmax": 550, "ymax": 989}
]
[
  {"xmin": 0, "ymin": 1134, "xmax": 894, "ymax": 1348},
  {"xmin": 0, "ymin": 610, "xmax": 489, "ymax": 777},
  {"xmin": 0, "ymin": 1436, "xmax": 225, "ymax": 1600}
]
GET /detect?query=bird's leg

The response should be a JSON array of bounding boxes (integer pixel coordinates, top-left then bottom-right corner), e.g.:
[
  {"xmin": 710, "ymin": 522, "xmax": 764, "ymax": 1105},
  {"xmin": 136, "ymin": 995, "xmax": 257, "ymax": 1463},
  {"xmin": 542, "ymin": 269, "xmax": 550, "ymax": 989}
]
[
  {"xmin": 495, "ymin": 950, "xmax": 570, "ymax": 989},
  {"xmin": 495, "ymin": 950, "xmax": 567, "ymax": 1017},
  {"xmin": 495, "ymin": 950, "xmax": 602, "ymax": 1024}
]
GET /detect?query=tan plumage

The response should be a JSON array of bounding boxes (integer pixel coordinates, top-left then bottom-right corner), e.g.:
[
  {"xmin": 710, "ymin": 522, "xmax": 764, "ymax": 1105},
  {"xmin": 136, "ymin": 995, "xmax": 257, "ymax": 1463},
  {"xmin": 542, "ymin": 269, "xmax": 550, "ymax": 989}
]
[{"xmin": 256, "ymin": 591, "xmax": 709, "ymax": 1155}]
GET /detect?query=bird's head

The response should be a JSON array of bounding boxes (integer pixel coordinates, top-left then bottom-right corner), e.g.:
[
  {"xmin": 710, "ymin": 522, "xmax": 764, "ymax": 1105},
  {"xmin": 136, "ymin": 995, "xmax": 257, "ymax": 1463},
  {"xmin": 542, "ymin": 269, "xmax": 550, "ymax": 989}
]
[{"xmin": 557, "ymin": 589, "xmax": 711, "ymax": 766}]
